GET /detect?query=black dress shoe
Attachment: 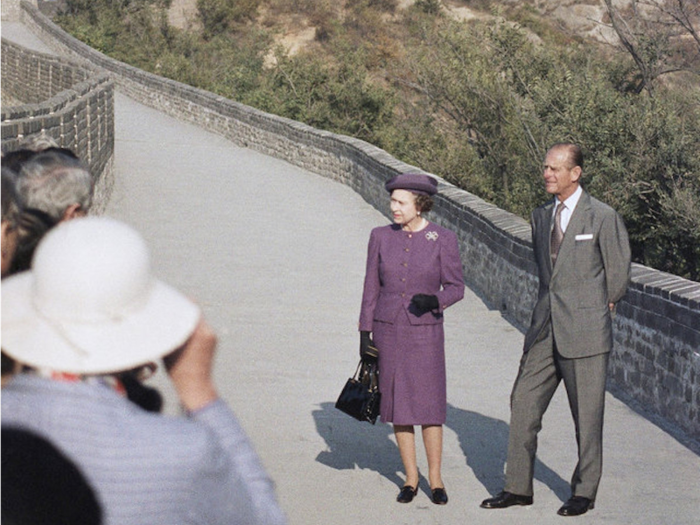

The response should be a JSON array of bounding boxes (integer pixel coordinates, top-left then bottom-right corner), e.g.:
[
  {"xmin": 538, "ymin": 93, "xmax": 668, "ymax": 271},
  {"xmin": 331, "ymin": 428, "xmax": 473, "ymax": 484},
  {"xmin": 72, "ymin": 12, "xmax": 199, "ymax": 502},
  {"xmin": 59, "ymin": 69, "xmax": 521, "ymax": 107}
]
[
  {"xmin": 431, "ymin": 487, "xmax": 448, "ymax": 505},
  {"xmin": 557, "ymin": 496, "xmax": 594, "ymax": 516},
  {"xmin": 397, "ymin": 485, "xmax": 418, "ymax": 503},
  {"xmin": 480, "ymin": 491, "xmax": 533, "ymax": 509}
]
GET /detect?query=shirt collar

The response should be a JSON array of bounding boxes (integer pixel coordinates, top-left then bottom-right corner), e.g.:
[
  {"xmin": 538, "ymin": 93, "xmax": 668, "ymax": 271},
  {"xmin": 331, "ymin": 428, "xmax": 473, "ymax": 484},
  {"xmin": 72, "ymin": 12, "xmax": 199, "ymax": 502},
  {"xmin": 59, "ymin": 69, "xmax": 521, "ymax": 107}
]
[{"xmin": 556, "ymin": 185, "xmax": 582, "ymax": 211}]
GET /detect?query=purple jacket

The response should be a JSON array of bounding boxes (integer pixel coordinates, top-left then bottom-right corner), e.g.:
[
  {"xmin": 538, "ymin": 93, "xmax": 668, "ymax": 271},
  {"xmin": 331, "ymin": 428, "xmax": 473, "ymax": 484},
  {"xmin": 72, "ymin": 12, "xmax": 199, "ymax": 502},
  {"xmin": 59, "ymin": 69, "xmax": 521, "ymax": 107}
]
[{"xmin": 359, "ymin": 223, "xmax": 465, "ymax": 331}]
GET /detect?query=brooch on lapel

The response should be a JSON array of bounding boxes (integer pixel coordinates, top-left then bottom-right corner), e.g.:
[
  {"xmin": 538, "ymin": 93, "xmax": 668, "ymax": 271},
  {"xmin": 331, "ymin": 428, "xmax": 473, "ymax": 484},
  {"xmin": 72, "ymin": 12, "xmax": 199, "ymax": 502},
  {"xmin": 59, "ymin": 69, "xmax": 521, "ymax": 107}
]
[{"xmin": 425, "ymin": 231, "xmax": 439, "ymax": 241}]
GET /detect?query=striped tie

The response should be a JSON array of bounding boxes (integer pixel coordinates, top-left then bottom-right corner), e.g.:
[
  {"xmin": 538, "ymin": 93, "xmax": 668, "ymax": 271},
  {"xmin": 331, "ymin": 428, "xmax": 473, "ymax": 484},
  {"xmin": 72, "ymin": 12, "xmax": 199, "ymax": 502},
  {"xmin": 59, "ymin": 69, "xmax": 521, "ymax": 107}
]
[{"xmin": 550, "ymin": 203, "xmax": 566, "ymax": 266}]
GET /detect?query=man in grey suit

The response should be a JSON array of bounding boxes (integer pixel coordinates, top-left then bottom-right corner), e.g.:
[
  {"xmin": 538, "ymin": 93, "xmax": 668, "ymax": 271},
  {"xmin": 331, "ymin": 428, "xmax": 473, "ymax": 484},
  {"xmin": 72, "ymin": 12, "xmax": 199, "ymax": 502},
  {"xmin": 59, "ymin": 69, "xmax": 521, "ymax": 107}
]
[{"xmin": 481, "ymin": 143, "xmax": 631, "ymax": 516}]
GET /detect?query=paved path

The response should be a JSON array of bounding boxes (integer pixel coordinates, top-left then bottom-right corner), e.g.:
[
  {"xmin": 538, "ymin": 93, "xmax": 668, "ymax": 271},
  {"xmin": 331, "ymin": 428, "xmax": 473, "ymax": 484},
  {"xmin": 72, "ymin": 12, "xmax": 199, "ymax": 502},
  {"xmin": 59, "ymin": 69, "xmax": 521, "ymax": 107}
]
[{"xmin": 3, "ymin": 21, "xmax": 700, "ymax": 525}]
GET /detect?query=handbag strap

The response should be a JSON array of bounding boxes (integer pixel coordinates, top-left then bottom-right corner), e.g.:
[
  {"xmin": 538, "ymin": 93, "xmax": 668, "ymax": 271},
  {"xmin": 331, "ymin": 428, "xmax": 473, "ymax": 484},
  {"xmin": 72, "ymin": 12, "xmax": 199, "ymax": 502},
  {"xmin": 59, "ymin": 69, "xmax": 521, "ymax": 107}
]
[
  {"xmin": 352, "ymin": 360, "xmax": 364, "ymax": 380},
  {"xmin": 358, "ymin": 359, "xmax": 379, "ymax": 391}
]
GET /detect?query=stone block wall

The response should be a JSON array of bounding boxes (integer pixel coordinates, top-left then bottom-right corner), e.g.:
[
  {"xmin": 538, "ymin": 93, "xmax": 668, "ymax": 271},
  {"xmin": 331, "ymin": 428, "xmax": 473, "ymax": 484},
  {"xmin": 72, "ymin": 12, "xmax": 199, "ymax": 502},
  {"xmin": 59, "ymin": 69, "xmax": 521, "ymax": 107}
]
[
  {"xmin": 17, "ymin": 0, "xmax": 700, "ymax": 441},
  {"xmin": 613, "ymin": 266, "xmax": 700, "ymax": 437},
  {"xmin": 1, "ymin": 0, "xmax": 33, "ymax": 21},
  {"xmin": 1, "ymin": 38, "xmax": 115, "ymax": 212}
]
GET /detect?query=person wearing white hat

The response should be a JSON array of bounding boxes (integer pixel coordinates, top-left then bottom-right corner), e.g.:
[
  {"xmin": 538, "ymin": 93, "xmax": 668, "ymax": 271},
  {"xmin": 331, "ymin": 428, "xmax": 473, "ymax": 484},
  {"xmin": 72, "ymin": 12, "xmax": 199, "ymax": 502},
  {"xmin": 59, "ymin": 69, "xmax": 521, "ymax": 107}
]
[{"xmin": 1, "ymin": 217, "xmax": 286, "ymax": 525}]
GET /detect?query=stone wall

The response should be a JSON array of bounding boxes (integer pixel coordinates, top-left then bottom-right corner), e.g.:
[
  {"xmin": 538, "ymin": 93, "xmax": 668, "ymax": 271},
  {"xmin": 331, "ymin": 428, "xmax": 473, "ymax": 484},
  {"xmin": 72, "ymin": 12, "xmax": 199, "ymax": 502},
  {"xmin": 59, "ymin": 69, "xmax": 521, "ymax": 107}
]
[
  {"xmin": 1, "ymin": 0, "xmax": 33, "ymax": 21},
  {"xmin": 614, "ymin": 265, "xmax": 700, "ymax": 437},
  {"xmin": 1, "ymin": 37, "xmax": 115, "ymax": 212},
  {"xmin": 15, "ymin": 0, "xmax": 700, "ymax": 442}
]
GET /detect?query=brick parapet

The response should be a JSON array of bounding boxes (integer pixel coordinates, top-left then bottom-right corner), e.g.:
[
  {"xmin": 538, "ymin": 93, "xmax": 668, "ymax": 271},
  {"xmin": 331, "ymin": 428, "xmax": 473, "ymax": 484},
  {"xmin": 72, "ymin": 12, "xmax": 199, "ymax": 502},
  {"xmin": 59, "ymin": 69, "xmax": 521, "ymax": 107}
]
[
  {"xmin": 1, "ymin": 37, "xmax": 115, "ymax": 213},
  {"xmin": 16, "ymin": 0, "xmax": 700, "ymax": 441}
]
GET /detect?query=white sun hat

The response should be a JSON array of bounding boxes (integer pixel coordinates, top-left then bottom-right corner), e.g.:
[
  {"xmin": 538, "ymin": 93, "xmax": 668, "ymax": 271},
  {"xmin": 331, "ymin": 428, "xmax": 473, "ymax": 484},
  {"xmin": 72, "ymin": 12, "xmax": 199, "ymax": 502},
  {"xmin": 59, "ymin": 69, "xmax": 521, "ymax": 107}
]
[{"xmin": 1, "ymin": 217, "xmax": 200, "ymax": 374}]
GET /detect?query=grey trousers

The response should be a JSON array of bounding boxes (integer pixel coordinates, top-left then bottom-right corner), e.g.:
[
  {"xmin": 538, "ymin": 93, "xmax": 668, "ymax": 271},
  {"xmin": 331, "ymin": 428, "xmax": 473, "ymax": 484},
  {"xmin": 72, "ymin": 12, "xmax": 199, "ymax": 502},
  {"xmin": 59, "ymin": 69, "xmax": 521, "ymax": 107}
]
[{"xmin": 504, "ymin": 326, "xmax": 609, "ymax": 500}]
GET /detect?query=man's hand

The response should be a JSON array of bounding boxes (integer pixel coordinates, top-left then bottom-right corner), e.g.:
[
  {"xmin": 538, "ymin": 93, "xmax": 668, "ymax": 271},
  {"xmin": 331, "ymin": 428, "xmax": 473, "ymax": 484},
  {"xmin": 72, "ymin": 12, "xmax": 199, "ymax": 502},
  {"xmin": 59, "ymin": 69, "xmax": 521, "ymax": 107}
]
[{"xmin": 163, "ymin": 318, "xmax": 219, "ymax": 412}]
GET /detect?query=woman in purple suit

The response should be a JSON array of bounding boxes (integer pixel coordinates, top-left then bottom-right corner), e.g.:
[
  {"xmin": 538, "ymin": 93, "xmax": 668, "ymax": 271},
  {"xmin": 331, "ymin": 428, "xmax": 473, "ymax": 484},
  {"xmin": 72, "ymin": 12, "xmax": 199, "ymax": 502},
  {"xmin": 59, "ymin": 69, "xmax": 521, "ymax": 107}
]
[{"xmin": 359, "ymin": 173, "xmax": 465, "ymax": 505}]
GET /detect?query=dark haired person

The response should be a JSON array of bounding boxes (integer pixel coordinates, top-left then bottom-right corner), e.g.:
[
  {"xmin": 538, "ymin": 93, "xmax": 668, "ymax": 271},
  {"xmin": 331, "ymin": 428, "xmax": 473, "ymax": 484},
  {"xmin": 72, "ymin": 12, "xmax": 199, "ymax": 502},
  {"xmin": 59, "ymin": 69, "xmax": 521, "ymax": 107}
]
[
  {"xmin": 359, "ymin": 173, "xmax": 465, "ymax": 505},
  {"xmin": 481, "ymin": 143, "xmax": 631, "ymax": 516},
  {"xmin": 2, "ymin": 427, "xmax": 103, "ymax": 525}
]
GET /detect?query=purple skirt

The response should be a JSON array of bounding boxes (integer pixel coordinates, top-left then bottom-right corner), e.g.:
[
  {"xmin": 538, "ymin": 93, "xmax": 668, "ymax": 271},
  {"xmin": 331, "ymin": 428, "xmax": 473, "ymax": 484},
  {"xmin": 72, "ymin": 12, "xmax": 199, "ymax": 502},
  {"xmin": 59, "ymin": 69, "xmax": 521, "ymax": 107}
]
[{"xmin": 373, "ymin": 309, "xmax": 446, "ymax": 425}]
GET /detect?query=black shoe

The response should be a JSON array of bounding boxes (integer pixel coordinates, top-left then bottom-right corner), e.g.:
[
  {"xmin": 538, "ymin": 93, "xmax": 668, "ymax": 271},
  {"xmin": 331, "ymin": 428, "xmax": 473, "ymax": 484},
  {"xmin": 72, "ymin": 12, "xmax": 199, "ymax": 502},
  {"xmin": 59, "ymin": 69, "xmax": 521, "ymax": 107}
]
[
  {"xmin": 431, "ymin": 487, "xmax": 448, "ymax": 505},
  {"xmin": 480, "ymin": 491, "xmax": 533, "ymax": 509},
  {"xmin": 397, "ymin": 485, "xmax": 418, "ymax": 503},
  {"xmin": 557, "ymin": 496, "xmax": 594, "ymax": 516}
]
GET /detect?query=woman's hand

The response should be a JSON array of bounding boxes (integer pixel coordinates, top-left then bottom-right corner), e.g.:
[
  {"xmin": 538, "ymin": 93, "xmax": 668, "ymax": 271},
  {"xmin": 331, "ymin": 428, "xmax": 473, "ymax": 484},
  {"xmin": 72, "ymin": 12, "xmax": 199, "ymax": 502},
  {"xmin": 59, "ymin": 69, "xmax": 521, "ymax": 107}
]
[
  {"xmin": 360, "ymin": 331, "xmax": 379, "ymax": 360},
  {"xmin": 411, "ymin": 294, "xmax": 439, "ymax": 313}
]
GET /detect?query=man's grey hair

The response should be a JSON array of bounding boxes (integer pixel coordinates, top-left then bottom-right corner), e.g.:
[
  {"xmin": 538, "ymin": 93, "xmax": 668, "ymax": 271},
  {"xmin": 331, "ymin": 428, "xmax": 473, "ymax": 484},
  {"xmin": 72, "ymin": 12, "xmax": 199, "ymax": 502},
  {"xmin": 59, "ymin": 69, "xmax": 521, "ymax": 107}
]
[
  {"xmin": 17, "ymin": 150, "xmax": 93, "ymax": 223},
  {"xmin": 19, "ymin": 132, "xmax": 60, "ymax": 152}
]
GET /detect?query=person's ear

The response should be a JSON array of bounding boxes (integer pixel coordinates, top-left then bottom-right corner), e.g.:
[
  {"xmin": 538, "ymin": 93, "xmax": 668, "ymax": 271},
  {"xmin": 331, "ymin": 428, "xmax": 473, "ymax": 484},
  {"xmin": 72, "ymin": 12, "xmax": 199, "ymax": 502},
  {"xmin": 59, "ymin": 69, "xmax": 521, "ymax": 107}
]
[
  {"xmin": 61, "ymin": 204, "xmax": 86, "ymax": 221},
  {"xmin": 571, "ymin": 166, "xmax": 582, "ymax": 183}
]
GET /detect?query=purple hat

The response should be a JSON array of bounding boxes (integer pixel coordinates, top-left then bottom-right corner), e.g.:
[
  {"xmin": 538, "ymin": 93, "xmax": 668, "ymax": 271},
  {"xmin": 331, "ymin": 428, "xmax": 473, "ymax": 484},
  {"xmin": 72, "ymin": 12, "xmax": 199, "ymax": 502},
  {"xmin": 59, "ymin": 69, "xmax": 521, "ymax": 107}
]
[{"xmin": 385, "ymin": 173, "xmax": 438, "ymax": 196}]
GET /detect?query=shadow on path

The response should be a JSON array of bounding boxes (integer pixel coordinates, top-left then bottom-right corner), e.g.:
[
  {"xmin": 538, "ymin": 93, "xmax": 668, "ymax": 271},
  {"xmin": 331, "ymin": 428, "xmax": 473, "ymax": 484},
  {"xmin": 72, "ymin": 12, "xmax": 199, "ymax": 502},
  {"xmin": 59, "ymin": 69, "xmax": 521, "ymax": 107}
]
[
  {"xmin": 312, "ymin": 401, "xmax": 569, "ymax": 502},
  {"xmin": 313, "ymin": 402, "xmax": 404, "ymax": 488},
  {"xmin": 445, "ymin": 403, "xmax": 570, "ymax": 502}
]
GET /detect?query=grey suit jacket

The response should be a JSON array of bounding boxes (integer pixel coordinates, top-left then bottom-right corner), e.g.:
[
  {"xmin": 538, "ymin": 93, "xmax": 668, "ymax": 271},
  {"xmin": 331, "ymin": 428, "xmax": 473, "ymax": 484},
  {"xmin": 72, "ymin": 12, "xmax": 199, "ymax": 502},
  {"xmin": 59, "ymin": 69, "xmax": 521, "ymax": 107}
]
[
  {"xmin": 1, "ymin": 375, "xmax": 286, "ymax": 525},
  {"xmin": 524, "ymin": 191, "xmax": 631, "ymax": 358}
]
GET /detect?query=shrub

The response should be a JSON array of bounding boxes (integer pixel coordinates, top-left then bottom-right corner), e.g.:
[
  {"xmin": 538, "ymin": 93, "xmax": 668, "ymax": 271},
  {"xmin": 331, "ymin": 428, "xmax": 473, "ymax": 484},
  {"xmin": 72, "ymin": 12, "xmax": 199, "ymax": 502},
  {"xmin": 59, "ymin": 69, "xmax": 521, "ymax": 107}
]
[
  {"xmin": 394, "ymin": 14, "xmax": 700, "ymax": 278},
  {"xmin": 414, "ymin": 0, "xmax": 442, "ymax": 16},
  {"xmin": 55, "ymin": 1, "xmax": 700, "ymax": 279},
  {"xmin": 197, "ymin": 0, "xmax": 259, "ymax": 38}
]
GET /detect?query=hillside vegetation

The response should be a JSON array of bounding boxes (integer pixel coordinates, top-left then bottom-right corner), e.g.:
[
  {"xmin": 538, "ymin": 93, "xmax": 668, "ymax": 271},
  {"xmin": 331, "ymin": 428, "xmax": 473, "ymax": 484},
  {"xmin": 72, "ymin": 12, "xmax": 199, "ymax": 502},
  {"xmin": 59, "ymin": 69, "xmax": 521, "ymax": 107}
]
[{"xmin": 55, "ymin": 0, "xmax": 700, "ymax": 280}]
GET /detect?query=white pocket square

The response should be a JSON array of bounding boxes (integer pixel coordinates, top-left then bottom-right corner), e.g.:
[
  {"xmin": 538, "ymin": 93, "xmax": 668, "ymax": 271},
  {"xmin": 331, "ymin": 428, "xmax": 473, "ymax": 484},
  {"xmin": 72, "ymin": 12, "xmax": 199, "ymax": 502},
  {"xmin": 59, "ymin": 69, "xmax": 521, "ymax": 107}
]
[{"xmin": 575, "ymin": 234, "xmax": 594, "ymax": 241}]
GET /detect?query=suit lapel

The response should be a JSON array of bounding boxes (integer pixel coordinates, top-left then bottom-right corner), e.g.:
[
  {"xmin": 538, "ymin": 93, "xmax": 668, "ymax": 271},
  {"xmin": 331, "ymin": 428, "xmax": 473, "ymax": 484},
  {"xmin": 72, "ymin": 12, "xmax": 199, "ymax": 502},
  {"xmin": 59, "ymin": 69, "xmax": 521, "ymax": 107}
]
[
  {"xmin": 540, "ymin": 200, "xmax": 556, "ymax": 276},
  {"xmin": 551, "ymin": 191, "xmax": 592, "ymax": 279}
]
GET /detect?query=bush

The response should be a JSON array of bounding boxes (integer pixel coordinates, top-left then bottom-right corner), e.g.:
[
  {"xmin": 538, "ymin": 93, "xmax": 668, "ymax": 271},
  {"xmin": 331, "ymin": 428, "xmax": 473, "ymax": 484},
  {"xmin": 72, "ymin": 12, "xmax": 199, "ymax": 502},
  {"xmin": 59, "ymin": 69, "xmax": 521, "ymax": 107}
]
[
  {"xmin": 254, "ymin": 40, "xmax": 395, "ymax": 145},
  {"xmin": 414, "ymin": 0, "xmax": 442, "ymax": 16},
  {"xmin": 55, "ymin": 1, "xmax": 700, "ymax": 279},
  {"xmin": 197, "ymin": 0, "xmax": 259, "ymax": 38},
  {"xmin": 394, "ymin": 15, "xmax": 700, "ymax": 279}
]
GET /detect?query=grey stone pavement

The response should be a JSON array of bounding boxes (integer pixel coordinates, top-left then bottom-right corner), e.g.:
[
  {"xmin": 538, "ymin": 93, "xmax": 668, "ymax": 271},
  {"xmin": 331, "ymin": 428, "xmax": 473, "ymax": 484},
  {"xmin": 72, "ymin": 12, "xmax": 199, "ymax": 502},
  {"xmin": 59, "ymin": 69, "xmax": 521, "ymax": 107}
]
[{"xmin": 3, "ymin": 21, "xmax": 700, "ymax": 525}]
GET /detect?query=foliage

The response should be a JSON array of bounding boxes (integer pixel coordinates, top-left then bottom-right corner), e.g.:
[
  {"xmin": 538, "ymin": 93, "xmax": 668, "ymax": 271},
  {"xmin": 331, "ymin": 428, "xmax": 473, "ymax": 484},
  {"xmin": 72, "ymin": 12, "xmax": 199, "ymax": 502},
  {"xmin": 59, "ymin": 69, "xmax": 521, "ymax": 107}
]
[
  {"xmin": 395, "ymin": 14, "xmax": 700, "ymax": 278},
  {"xmin": 345, "ymin": 0, "xmax": 398, "ymax": 13},
  {"xmin": 414, "ymin": 0, "xmax": 443, "ymax": 16},
  {"xmin": 253, "ymin": 40, "xmax": 395, "ymax": 145},
  {"xmin": 54, "ymin": 0, "xmax": 700, "ymax": 280},
  {"xmin": 603, "ymin": 0, "xmax": 700, "ymax": 94},
  {"xmin": 197, "ymin": 0, "xmax": 260, "ymax": 38}
]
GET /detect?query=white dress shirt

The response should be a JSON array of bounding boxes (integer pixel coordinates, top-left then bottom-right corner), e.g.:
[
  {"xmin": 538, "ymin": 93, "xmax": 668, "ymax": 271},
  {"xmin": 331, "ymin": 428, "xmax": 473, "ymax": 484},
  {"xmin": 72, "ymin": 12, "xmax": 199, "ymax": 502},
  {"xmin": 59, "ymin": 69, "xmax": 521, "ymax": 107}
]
[{"xmin": 553, "ymin": 185, "xmax": 582, "ymax": 233}]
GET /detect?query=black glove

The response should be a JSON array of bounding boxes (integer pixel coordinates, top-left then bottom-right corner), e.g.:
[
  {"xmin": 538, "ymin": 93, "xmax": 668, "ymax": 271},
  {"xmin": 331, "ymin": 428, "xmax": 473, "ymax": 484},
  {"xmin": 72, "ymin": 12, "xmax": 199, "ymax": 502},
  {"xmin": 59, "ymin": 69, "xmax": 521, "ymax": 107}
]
[
  {"xmin": 360, "ymin": 331, "xmax": 379, "ymax": 361},
  {"xmin": 411, "ymin": 294, "xmax": 439, "ymax": 313}
]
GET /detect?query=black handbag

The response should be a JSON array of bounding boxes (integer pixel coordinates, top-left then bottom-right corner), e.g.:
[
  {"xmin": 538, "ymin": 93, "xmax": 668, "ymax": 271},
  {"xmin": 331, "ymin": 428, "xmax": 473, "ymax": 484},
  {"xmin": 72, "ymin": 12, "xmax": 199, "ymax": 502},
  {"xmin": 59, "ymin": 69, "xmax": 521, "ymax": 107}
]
[{"xmin": 335, "ymin": 358, "xmax": 381, "ymax": 424}]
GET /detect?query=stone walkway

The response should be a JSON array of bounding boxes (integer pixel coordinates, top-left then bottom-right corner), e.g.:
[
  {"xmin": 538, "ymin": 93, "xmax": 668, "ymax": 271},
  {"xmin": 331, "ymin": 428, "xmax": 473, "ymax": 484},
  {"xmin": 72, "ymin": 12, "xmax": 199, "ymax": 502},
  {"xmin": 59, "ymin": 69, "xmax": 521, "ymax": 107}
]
[{"xmin": 3, "ymin": 20, "xmax": 700, "ymax": 525}]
